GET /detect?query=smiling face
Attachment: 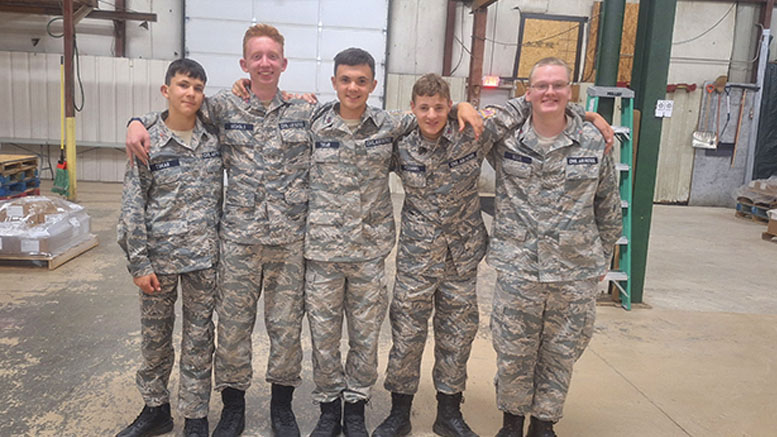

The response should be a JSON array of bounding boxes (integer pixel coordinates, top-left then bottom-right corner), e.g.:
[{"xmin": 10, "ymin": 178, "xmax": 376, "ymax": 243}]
[
  {"xmin": 331, "ymin": 63, "xmax": 377, "ymax": 119},
  {"xmin": 525, "ymin": 64, "xmax": 571, "ymax": 118},
  {"xmin": 161, "ymin": 72, "xmax": 205, "ymax": 119},
  {"xmin": 240, "ymin": 36, "xmax": 287, "ymax": 92},
  {"xmin": 411, "ymin": 93, "xmax": 451, "ymax": 140}
]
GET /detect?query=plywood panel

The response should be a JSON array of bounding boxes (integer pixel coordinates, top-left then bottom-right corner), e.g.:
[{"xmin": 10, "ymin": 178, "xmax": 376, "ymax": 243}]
[
  {"xmin": 654, "ymin": 90, "xmax": 700, "ymax": 203},
  {"xmin": 516, "ymin": 17, "xmax": 582, "ymax": 80},
  {"xmin": 583, "ymin": 2, "xmax": 639, "ymax": 84}
]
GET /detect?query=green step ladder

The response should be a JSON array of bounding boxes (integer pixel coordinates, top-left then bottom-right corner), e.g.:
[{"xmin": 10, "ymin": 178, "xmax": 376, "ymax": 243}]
[{"xmin": 586, "ymin": 86, "xmax": 634, "ymax": 311}]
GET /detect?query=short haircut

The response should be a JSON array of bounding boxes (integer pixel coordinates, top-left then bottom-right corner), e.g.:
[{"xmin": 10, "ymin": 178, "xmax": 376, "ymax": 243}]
[
  {"xmin": 412, "ymin": 73, "xmax": 450, "ymax": 102},
  {"xmin": 165, "ymin": 58, "xmax": 207, "ymax": 85},
  {"xmin": 243, "ymin": 23, "xmax": 285, "ymax": 57},
  {"xmin": 333, "ymin": 48, "xmax": 375, "ymax": 78},
  {"xmin": 529, "ymin": 57, "xmax": 572, "ymax": 84}
]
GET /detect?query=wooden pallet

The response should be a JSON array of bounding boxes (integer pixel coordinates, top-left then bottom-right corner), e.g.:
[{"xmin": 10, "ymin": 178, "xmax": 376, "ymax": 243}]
[
  {"xmin": 0, "ymin": 154, "xmax": 38, "ymax": 176},
  {"xmin": 762, "ymin": 232, "xmax": 777, "ymax": 244},
  {"xmin": 0, "ymin": 187, "xmax": 40, "ymax": 201},
  {"xmin": 0, "ymin": 235, "xmax": 99, "ymax": 270}
]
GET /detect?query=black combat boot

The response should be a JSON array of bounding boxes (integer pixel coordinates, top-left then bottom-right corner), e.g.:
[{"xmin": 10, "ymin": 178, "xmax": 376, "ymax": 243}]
[
  {"xmin": 495, "ymin": 412, "xmax": 525, "ymax": 437},
  {"xmin": 372, "ymin": 393, "xmax": 413, "ymax": 437},
  {"xmin": 432, "ymin": 392, "xmax": 478, "ymax": 437},
  {"xmin": 213, "ymin": 388, "xmax": 246, "ymax": 437},
  {"xmin": 271, "ymin": 384, "xmax": 300, "ymax": 437},
  {"xmin": 183, "ymin": 417, "xmax": 209, "ymax": 437},
  {"xmin": 526, "ymin": 416, "xmax": 557, "ymax": 437},
  {"xmin": 342, "ymin": 400, "xmax": 369, "ymax": 437},
  {"xmin": 116, "ymin": 403, "xmax": 173, "ymax": 437},
  {"xmin": 310, "ymin": 398, "xmax": 342, "ymax": 437}
]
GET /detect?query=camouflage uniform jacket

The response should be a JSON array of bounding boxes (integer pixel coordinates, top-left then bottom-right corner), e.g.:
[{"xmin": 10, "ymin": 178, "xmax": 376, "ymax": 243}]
[
  {"xmin": 485, "ymin": 106, "xmax": 622, "ymax": 282},
  {"xmin": 395, "ymin": 120, "xmax": 487, "ymax": 277},
  {"xmin": 306, "ymin": 103, "xmax": 415, "ymax": 262},
  {"xmin": 137, "ymin": 90, "xmax": 315, "ymax": 246},
  {"xmin": 118, "ymin": 112, "xmax": 223, "ymax": 277}
]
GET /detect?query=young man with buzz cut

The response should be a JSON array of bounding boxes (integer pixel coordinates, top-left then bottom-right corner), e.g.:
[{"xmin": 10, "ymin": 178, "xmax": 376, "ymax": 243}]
[
  {"xmin": 126, "ymin": 23, "xmax": 316, "ymax": 437},
  {"xmin": 117, "ymin": 58, "xmax": 221, "ymax": 437},
  {"xmin": 484, "ymin": 57, "xmax": 622, "ymax": 437}
]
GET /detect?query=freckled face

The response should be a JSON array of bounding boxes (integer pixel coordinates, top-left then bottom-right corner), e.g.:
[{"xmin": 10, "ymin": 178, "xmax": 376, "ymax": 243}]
[{"xmin": 240, "ymin": 36, "xmax": 287, "ymax": 90}]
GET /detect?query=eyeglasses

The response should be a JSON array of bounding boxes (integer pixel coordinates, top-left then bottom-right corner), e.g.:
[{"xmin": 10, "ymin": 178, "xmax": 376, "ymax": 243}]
[{"xmin": 529, "ymin": 81, "xmax": 570, "ymax": 92}]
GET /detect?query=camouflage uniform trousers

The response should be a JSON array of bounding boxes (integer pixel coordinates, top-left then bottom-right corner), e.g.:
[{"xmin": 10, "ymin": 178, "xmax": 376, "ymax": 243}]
[
  {"xmin": 490, "ymin": 272, "xmax": 597, "ymax": 421},
  {"xmin": 214, "ymin": 238, "xmax": 305, "ymax": 391},
  {"xmin": 305, "ymin": 256, "xmax": 389, "ymax": 403},
  {"xmin": 384, "ymin": 253, "xmax": 479, "ymax": 395},
  {"xmin": 137, "ymin": 267, "xmax": 216, "ymax": 419}
]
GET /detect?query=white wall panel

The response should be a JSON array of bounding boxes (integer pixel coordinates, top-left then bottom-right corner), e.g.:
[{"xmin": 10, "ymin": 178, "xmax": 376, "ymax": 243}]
[
  {"xmin": 0, "ymin": 51, "xmax": 171, "ymax": 182},
  {"xmin": 185, "ymin": 0, "xmax": 389, "ymax": 103}
]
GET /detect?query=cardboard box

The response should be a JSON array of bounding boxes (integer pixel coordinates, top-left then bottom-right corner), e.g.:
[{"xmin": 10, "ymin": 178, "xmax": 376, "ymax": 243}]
[{"xmin": 0, "ymin": 196, "xmax": 91, "ymax": 256}]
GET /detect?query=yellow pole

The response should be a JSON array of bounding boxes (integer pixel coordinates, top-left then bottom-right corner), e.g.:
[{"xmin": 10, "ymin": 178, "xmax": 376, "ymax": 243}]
[
  {"xmin": 60, "ymin": 58, "xmax": 65, "ymax": 152},
  {"xmin": 66, "ymin": 117, "xmax": 77, "ymax": 201}
]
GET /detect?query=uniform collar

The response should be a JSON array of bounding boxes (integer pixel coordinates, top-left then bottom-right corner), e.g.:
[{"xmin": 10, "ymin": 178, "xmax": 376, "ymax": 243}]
[
  {"xmin": 517, "ymin": 111, "xmax": 584, "ymax": 155},
  {"xmin": 153, "ymin": 110, "xmax": 212, "ymax": 152},
  {"xmin": 320, "ymin": 102, "xmax": 385, "ymax": 133},
  {"xmin": 246, "ymin": 89, "xmax": 285, "ymax": 114}
]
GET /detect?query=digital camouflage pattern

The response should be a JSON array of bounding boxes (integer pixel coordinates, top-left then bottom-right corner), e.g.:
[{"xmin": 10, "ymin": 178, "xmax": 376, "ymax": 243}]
[
  {"xmin": 118, "ymin": 112, "xmax": 222, "ymax": 277},
  {"xmin": 385, "ymin": 252, "xmax": 478, "ymax": 395},
  {"xmin": 383, "ymin": 119, "xmax": 485, "ymax": 395},
  {"xmin": 214, "ymin": 238, "xmax": 305, "ymax": 390},
  {"xmin": 483, "ymin": 101, "xmax": 622, "ymax": 282},
  {"xmin": 117, "ymin": 113, "xmax": 219, "ymax": 419},
  {"xmin": 203, "ymin": 90, "xmax": 316, "ymax": 246},
  {"xmin": 304, "ymin": 103, "xmax": 415, "ymax": 403},
  {"xmin": 490, "ymin": 275, "xmax": 597, "ymax": 421},
  {"xmin": 393, "ymin": 120, "xmax": 487, "ymax": 277},
  {"xmin": 305, "ymin": 103, "xmax": 415, "ymax": 262},
  {"xmin": 305, "ymin": 257, "xmax": 388, "ymax": 403},
  {"xmin": 484, "ymin": 105, "xmax": 622, "ymax": 421}
]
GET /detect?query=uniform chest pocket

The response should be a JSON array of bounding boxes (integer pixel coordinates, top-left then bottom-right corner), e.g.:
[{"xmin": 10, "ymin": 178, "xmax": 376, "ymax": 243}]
[
  {"xmin": 565, "ymin": 157, "xmax": 599, "ymax": 180},
  {"xmin": 400, "ymin": 163, "xmax": 427, "ymax": 188},
  {"xmin": 501, "ymin": 151, "xmax": 532, "ymax": 178},
  {"xmin": 502, "ymin": 160, "xmax": 531, "ymax": 178},
  {"xmin": 449, "ymin": 153, "xmax": 479, "ymax": 180},
  {"xmin": 313, "ymin": 141, "xmax": 340, "ymax": 163},
  {"xmin": 280, "ymin": 127, "xmax": 308, "ymax": 144},
  {"xmin": 150, "ymin": 160, "xmax": 184, "ymax": 185},
  {"xmin": 222, "ymin": 123, "xmax": 254, "ymax": 145}
]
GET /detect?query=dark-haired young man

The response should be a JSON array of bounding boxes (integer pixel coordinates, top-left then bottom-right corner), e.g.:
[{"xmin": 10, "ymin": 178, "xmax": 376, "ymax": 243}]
[{"xmin": 117, "ymin": 58, "xmax": 221, "ymax": 437}]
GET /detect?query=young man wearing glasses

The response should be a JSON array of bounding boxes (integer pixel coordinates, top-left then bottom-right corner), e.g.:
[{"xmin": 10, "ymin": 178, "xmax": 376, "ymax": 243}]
[{"xmin": 483, "ymin": 57, "xmax": 622, "ymax": 437}]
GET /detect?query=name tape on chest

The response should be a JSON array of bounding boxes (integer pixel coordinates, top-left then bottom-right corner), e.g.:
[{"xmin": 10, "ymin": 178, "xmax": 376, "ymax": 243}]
[
  {"xmin": 278, "ymin": 121, "xmax": 307, "ymax": 130},
  {"xmin": 401, "ymin": 163, "xmax": 426, "ymax": 173},
  {"xmin": 150, "ymin": 159, "xmax": 180, "ymax": 172},
  {"xmin": 504, "ymin": 151, "xmax": 532, "ymax": 164},
  {"xmin": 365, "ymin": 137, "xmax": 393, "ymax": 148},
  {"xmin": 448, "ymin": 151, "xmax": 477, "ymax": 168},
  {"xmin": 224, "ymin": 122, "xmax": 253, "ymax": 131},
  {"xmin": 201, "ymin": 151, "xmax": 221, "ymax": 159},
  {"xmin": 567, "ymin": 157, "xmax": 598, "ymax": 165},
  {"xmin": 315, "ymin": 141, "xmax": 340, "ymax": 149}
]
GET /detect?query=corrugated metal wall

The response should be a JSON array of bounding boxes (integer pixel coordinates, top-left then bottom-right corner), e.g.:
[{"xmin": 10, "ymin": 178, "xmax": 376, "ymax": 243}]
[{"xmin": 0, "ymin": 51, "xmax": 169, "ymax": 182}]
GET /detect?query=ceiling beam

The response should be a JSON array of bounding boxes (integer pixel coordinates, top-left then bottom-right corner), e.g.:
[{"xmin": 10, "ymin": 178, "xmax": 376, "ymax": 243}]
[{"xmin": 0, "ymin": 4, "xmax": 156, "ymax": 22}]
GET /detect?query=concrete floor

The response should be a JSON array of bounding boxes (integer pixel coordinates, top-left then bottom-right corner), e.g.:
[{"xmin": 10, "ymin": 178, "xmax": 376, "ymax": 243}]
[{"xmin": 1, "ymin": 181, "xmax": 775, "ymax": 437}]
